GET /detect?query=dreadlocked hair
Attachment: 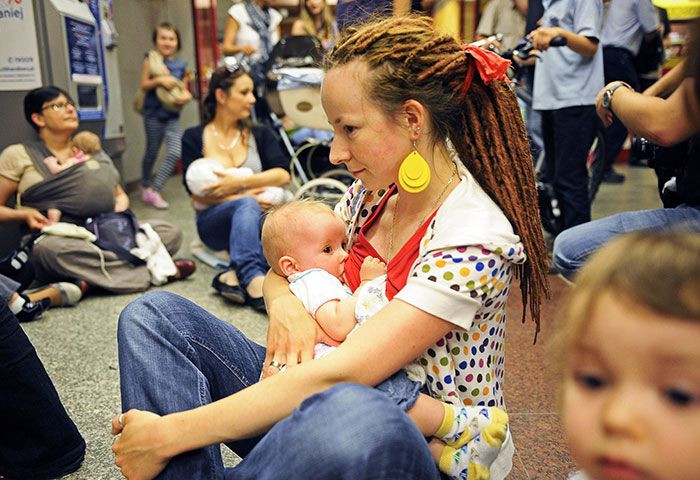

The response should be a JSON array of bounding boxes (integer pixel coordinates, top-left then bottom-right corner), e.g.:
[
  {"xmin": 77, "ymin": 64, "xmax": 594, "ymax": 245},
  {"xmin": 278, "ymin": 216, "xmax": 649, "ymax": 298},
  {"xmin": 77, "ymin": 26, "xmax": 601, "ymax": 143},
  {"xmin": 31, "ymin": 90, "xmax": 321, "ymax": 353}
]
[{"xmin": 325, "ymin": 15, "xmax": 550, "ymax": 338}]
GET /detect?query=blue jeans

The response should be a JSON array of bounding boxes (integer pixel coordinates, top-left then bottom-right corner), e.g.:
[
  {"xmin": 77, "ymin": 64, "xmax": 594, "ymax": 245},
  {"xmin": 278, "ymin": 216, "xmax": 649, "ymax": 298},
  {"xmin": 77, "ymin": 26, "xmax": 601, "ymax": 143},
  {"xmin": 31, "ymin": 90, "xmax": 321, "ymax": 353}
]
[
  {"xmin": 142, "ymin": 115, "xmax": 182, "ymax": 192},
  {"xmin": 552, "ymin": 204, "xmax": 700, "ymax": 279},
  {"xmin": 118, "ymin": 292, "xmax": 440, "ymax": 480},
  {"xmin": 196, "ymin": 197, "xmax": 268, "ymax": 287}
]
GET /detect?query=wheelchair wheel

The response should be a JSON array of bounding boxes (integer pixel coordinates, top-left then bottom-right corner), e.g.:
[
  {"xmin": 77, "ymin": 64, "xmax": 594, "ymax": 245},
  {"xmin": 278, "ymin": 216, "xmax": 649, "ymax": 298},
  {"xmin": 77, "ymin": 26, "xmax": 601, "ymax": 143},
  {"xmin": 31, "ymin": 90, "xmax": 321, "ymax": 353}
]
[{"xmin": 293, "ymin": 178, "xmax": 348, "ymax": 206}]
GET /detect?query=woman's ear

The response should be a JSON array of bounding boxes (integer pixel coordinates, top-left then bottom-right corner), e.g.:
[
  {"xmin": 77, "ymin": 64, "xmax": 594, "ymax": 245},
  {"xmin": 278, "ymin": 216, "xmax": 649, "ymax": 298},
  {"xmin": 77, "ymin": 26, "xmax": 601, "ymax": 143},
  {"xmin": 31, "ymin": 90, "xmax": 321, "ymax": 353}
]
[
  {"xmin": 214, "ymin": 87, "xmax": 227, "ymax": 106},
  {"xmin": 30, "ymin": 112, "xmax": 45, "ymax": 130},
  {"xmin": 278, "ymin": 255, "xmax": 300, "ymax": 277},
  {"xmin": 401, "ymin": 99, "xmax": 426, "ymax": 142}
]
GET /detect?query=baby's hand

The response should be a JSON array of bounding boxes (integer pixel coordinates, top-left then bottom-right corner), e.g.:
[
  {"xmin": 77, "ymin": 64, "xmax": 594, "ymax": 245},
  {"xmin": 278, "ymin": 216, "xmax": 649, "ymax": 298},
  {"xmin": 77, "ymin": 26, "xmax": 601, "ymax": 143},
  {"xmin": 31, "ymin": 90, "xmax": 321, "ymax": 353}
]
[
  {"xmin": 360, "ymin": 256, "xmax": 386, "ymax": 282},
  {"xmin": 47, "ymin": 208, "xmax": 62, "ymax": 224}
]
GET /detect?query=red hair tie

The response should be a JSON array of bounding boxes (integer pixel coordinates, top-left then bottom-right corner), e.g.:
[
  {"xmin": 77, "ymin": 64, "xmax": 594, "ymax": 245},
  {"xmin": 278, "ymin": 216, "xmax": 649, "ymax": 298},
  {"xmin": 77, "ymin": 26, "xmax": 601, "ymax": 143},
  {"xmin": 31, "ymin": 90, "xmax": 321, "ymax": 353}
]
[{"xmin": 460, "ymin": 45, "xmax": 511, "ymax": 97}]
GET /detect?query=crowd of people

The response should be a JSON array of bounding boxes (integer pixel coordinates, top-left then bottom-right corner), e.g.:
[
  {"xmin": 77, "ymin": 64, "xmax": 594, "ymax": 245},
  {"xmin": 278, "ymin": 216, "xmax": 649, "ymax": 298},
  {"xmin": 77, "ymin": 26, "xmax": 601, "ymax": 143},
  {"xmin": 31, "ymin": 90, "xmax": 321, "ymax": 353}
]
[{"xmin": 0, "ymin": 0, "xmax": 698, "ymax": 479}]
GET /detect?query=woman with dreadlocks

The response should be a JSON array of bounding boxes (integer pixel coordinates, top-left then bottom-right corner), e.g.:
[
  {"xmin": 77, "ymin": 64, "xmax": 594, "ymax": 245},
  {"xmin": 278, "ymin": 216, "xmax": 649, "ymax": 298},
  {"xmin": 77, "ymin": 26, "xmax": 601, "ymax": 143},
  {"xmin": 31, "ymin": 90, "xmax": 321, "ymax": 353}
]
[{"xmin": 112, "ymin": 16, "xmax": 548, "ymax": 480}]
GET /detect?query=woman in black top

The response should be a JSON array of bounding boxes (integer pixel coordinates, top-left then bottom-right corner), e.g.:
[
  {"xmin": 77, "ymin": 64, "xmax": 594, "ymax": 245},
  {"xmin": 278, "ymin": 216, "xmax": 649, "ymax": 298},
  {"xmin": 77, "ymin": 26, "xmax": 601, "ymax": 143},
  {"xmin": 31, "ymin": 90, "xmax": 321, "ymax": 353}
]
[{"xmin": 181, "ymin": 62, "xmax": 290, "ymax": 310}]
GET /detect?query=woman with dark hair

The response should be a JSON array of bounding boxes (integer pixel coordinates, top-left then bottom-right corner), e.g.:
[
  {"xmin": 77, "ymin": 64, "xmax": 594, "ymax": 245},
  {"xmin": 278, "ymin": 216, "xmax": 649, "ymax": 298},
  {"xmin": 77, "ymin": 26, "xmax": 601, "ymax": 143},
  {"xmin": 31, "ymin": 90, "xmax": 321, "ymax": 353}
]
[
  {"xmin": 0, "ymin": 86, "xmax": 192, "ymax": 297},
  {"xmin": 113, "ymin": 16, "xmax": 548, "ymax": 479},
  {"xmin": 181, "ymin": 60, "xmax": 290, "ymax": 310}
]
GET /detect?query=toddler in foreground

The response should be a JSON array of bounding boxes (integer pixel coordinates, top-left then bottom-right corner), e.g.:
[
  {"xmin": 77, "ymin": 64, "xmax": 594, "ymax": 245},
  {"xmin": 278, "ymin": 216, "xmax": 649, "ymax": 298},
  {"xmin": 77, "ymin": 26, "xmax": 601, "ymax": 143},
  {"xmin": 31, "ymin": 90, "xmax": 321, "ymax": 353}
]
[
  {"xmin": 262, "ymin": 199, "xmax": 511, "ymax": 479},
  {"xmin": 552, "ymin": 231, "xmax": 700, "ymax": 480}
]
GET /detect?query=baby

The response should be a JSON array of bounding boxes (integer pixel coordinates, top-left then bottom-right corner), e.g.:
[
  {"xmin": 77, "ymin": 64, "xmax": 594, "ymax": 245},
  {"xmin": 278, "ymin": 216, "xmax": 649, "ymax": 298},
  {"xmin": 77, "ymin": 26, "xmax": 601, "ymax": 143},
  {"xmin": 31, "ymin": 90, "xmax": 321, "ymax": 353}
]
[
  {"xmin": 262, "ymin": 199, "xmax": 512, "ymax": 480},
  {"xmin": 185, "ymin": 157, "xmax": 292, "ymax": 210},
  {"xmin": 43, "ymin": 131, "xmax": 101, "ymax": 175},
  {"xmin": 552, "ymin": 231, "xmax": 700, "ymax": 480}
]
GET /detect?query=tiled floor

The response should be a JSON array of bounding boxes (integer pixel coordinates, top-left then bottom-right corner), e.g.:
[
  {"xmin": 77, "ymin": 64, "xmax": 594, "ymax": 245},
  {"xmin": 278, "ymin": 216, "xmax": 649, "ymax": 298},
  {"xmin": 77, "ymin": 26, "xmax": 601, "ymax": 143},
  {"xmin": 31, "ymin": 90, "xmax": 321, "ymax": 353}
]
[{"xmin": 501, "ymin": 164, "xmax": 662, "ymax": 479}]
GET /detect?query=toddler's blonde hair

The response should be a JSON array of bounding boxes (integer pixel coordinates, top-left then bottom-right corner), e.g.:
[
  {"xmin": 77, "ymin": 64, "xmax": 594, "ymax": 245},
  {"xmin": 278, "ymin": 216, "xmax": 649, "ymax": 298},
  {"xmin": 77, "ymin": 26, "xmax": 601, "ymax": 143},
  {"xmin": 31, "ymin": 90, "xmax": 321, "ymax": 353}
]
[
  {"xmin": 550, "ymin": 231, "xmax": 700, "ymax": 382},
  {"xmin": 261, "ymin": 199, "xmax": 339, "ymax": 275}
]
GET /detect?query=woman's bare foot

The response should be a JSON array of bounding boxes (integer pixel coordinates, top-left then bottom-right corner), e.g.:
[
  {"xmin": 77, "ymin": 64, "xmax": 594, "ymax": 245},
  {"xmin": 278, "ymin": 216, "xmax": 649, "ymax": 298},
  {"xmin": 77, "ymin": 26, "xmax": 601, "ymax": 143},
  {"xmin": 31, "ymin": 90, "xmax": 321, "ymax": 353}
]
[
  {"xmin": 219, "ymin": 270, "xmax": 240, "ymax": 286},
  {"xmin": 246, "ymin": 275, "xmax": 264, "ymax": 299},
  {"xmin": 27, "ymin": 285, "xmax": 62, "ymax": 307}
]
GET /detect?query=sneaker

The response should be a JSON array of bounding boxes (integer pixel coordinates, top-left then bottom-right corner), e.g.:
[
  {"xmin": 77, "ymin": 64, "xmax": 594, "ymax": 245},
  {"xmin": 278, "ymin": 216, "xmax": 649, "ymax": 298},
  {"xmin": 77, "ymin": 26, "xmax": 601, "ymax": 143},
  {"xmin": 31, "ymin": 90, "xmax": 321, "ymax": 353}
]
[
  {"xmin": 16, "ymin": 297, "xmax": 51, "ymax": 323},
  {"xmin": 141, "ymin": 187, "xmax": 169, "ymax": 209}
]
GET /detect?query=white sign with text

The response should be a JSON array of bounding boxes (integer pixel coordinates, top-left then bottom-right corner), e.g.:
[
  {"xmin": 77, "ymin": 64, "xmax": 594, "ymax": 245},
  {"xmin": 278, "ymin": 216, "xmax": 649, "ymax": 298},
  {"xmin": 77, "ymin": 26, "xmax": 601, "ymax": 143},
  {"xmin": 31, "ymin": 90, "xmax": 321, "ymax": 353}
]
[{"xmin": 0, "ymin": 0, "xmax": 42, "ymax": 91}]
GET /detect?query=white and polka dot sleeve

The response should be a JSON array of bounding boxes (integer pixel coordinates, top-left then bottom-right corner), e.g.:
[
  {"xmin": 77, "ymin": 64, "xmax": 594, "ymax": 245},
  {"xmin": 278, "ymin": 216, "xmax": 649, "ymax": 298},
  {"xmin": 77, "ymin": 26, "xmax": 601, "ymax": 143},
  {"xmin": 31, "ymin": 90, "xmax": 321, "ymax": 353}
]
[{"xmin": 395, "ymin": 245, "xmax": 513, "ymax": 331}]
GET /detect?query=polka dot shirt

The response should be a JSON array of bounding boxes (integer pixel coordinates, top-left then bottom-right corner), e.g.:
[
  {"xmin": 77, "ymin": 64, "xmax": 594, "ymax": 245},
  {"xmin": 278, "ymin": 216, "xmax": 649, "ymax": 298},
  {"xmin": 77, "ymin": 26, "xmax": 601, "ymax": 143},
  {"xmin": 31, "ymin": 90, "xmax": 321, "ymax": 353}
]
[{"xmin": 335, "ymin": 172, "xmax": 527, "ymax": 408}]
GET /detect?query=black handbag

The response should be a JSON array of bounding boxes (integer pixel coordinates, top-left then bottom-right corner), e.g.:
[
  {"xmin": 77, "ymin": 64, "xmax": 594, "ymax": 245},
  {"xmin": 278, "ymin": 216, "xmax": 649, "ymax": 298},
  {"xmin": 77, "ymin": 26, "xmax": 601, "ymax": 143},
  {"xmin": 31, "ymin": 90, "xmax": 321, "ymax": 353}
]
[
  {"xmin": 0, "ymin": 235, "xmax": 38, "ymax": 290},
  {"xmin": 84, "ymin": 210, "xmax": 145, "ymax": 266}
]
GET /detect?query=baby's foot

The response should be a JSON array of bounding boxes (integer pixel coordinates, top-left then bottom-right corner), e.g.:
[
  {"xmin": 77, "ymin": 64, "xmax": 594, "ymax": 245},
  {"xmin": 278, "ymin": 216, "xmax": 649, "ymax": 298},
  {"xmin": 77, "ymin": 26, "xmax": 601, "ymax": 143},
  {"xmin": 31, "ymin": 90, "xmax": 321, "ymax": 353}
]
[{"xmin": 436, "ymin": 405, "xmax": 509, "ymax": 480}]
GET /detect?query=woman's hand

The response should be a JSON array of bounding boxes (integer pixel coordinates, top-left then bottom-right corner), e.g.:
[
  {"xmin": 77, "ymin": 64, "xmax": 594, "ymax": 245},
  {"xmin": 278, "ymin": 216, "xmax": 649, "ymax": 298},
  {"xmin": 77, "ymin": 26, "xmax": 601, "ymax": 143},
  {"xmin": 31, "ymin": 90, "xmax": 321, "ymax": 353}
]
[
  {"xmin": 111, "ymin": 410, "xmax": 173, "ymax": 480},
  {"xmin": 263, "ymin": 292, "xmax": 341, "ymax": 378},
  {"xmin": 239, "ymin": 45, "xmax": 258, "ymax": 56},
  {"xmin": 159, "ymin": 75, "xmax": 179, "ymax": 90},
  {"xmin": 21, "ymin": 207, "xmax": 49, "ymax": 230},
  {"xmin": 250, "ymin": 188, "xmax": 275, "ymax": 211},
  {"xmin": 202, "ymin": 171, "xmax": 248, "ymax": 199}
]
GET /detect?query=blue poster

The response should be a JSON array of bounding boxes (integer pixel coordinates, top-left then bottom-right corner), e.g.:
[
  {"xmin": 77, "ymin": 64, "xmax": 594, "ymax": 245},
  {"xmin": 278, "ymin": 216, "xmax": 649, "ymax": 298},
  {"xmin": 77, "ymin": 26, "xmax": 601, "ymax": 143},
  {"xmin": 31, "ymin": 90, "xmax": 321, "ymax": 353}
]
[{"xmin": 65, "ymin": 17, "xmax": 101, "ymax": 79}]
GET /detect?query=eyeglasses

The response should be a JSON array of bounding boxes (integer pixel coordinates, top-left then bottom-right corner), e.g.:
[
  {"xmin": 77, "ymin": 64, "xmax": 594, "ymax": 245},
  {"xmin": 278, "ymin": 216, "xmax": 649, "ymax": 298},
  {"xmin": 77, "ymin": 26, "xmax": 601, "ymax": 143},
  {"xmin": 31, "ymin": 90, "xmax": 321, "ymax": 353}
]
[{"xmin": 41, "ymin": 100, "xmax": 76, "ymax": 112}]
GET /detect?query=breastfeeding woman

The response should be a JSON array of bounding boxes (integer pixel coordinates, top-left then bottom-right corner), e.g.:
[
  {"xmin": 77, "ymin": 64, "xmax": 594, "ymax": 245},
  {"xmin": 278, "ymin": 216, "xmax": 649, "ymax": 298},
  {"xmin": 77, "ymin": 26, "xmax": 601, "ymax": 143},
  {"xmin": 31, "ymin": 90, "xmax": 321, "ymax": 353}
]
[
  {"xmin": 181, "ymin": 60, "xmax": 290, "ymax": 311},
  {"xmin": 113, "ymin": 16, "xmax": 548, "ymax": 479}
]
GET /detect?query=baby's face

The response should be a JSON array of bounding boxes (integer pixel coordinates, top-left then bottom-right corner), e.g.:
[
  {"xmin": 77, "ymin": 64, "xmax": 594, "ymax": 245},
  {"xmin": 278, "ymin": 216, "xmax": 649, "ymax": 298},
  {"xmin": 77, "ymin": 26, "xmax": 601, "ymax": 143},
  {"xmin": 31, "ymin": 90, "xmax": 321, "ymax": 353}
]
[
  {"xmin": 562, "ymin": 293, "xmax": 700, "ymax": 480},
  {"xmin": 291, "ymin": 212, "xmax": 348, "ymax": 280}
]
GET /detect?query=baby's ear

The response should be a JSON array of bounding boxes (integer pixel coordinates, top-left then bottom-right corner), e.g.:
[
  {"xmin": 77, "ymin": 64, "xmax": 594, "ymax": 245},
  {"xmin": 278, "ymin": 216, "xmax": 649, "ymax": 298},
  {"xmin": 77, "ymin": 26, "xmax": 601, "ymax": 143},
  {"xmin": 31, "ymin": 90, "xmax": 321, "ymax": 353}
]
[{"xmin": 278, "ymin": 256, "xmax": 299, "ymax": 277}]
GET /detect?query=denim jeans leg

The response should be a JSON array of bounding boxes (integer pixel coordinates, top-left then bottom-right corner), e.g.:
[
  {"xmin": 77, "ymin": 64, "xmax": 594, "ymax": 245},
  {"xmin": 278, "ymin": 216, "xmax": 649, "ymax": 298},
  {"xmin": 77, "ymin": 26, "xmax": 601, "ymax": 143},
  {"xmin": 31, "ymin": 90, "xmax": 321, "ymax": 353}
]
[
  {"xmin": 0, "ymin": 301, "xmax": 85, "ymax": 480},
  {"xmin": 118, "ymin": 291, "xmax": 267, "ymax": 479},
  {"xmin": 196, "ymin": 197, "xmax": 269, "ymax": 287},
  {"xmin": 228, "ymin": 197, "xmax": 268, "ymax": 286},
  {"xmin": 552, "ymin": 205, "xmax": 700, "ymax": 279},
  {"xmin": 227, "ymin": 383, "xmax": 441, "ymax": 480},
  {"xmin": 0, "ymin": 273, "xmax": 20, "ymax": 303}
]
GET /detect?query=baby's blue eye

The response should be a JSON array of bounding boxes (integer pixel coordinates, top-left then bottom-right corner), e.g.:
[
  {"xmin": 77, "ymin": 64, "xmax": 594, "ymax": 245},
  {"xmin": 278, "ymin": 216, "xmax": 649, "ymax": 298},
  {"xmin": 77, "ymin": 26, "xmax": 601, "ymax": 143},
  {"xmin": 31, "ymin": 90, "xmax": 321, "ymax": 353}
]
[
  {"xmin": 576, "ymin": 374, "xmax": 605, "ymax": 390},
  {"xmin": 344, "ymin": 126, "xmax": 356, "ymax": 134},
  {"xmin": 323, "ymin": 246, "xmax": 332, "ymax": 254},
  {"xmin": 665, "ymin": 388, "xmax": 695, "ymax": 407}
]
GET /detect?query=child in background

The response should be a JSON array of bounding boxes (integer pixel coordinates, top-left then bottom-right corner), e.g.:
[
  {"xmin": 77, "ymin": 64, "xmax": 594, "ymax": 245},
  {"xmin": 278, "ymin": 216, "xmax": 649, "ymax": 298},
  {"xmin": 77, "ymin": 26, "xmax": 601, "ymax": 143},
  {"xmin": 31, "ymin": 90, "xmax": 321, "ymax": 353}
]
[
  {"xmin": 551, "ymin": 231, "xmax": 700, "ymax": 480},
  {"xmin": 261, "ymin": 199, "xmax": 510, "ymax": 480},
  {"xmin": 139, "ymin": 22, "xmax": 192, "ymax": 209},
  {"xmin": 43, "ymin": 131, "xmax": 101, "ymax": 175}
]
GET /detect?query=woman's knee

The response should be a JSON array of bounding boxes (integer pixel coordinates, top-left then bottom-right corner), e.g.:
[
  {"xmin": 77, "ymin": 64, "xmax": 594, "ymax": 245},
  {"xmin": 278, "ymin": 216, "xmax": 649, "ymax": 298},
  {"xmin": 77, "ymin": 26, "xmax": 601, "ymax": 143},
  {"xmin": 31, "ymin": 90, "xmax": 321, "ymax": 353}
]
[
  {"xmin": 297, "ymin": 384, "xmax": 431, "ymax": 470},
  {"xmin": 118, "ymin": 291, "xmax": 180, "ymax": 341}
]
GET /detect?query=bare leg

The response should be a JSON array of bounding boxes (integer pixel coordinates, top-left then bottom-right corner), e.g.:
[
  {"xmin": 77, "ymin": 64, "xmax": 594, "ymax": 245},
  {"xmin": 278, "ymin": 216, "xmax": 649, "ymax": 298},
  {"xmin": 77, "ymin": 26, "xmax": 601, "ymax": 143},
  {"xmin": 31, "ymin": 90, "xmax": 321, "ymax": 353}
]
[
  {"xmin": 26, "ymin": 285, "xmax": 62, "ymax": 307},
  {"xmin": 246, "ymin": 275, "xmax": 265, "ymax": 298}
]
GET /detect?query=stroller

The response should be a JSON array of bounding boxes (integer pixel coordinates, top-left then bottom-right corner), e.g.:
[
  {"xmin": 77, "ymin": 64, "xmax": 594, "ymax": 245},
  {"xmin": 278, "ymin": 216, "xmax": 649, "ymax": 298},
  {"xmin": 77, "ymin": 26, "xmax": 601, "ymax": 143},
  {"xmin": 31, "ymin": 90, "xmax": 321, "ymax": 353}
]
[{"xmin": 264, "ymin": 36, "xmax": 353, "ymax": 205}]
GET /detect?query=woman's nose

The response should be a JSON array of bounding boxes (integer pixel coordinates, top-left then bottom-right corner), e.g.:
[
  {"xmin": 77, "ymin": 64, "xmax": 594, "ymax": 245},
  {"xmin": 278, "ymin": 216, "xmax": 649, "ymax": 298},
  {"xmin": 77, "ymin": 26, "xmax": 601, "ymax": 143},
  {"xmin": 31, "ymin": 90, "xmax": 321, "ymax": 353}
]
[{"xmin": 329, "ymin": 138, "xmax": 349, "ymax": 165}]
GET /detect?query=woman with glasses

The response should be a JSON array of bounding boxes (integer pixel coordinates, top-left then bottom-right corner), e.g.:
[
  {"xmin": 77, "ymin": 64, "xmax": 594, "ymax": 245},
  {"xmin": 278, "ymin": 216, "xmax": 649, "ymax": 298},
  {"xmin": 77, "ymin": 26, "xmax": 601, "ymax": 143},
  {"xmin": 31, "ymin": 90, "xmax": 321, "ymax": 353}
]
[
  {"xmin": 181, "ymin": 61, "xmax": 290, "ymax": 311},
  {"xmin": 0, "ymin": 86, "xmax": 191, "ymax": 299},
  {"xmin": 113, "ymin": 17, "xmax": 548, "ymax": 479}
]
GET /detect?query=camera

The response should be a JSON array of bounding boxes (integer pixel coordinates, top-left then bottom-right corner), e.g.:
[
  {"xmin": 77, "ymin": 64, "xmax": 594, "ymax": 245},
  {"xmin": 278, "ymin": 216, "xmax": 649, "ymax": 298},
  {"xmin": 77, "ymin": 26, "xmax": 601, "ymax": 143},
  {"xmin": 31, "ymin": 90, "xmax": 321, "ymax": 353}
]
[{"xmin": 630, "ymin": 136, "xmax": 660, "ymax": 167}]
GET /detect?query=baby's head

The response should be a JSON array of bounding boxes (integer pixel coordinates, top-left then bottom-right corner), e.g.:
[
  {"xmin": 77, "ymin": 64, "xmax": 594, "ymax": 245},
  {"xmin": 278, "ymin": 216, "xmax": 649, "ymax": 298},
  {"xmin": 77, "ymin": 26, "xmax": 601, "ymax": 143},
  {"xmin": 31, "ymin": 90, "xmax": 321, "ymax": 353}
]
[
  {"xmin": 551, "ymin": 231, "xmax": 700, "ymax": 480},
  {"xmin": 262, "ymin": 199, "xmax": 348, "ymax": 279},
  {"xmin": 71, "ymin": 131, "xmax": 101, "ymax": 155}
]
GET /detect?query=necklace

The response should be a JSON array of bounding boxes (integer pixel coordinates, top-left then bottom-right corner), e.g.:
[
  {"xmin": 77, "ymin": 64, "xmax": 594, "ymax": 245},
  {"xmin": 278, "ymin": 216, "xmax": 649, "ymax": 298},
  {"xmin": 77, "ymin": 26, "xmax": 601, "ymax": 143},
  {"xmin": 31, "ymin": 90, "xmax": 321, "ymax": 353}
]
[
  {"xmin": 388, "ymin": 169, "xmax": 457, "ymax": 259},
  {"xmin": 211, "ymin": 124, "xmax": 241, "ymax": 151}
]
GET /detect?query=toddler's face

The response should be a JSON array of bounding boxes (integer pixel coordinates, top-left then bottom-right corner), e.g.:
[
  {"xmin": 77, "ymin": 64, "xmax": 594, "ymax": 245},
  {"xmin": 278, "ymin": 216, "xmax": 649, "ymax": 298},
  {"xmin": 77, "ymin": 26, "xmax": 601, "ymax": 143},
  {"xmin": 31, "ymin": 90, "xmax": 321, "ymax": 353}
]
[
  {"xmin": 562, "ymin": 293, "xmax": 700, "ymax": 480},
  {"xmin": 291, "ymin": 212, "xmax": 348, "ymax": 280}
]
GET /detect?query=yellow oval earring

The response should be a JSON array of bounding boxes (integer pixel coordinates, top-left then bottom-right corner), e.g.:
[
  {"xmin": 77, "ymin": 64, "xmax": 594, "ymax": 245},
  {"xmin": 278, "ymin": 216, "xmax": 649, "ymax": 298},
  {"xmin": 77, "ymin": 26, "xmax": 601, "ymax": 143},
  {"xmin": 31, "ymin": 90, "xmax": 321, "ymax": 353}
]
[{"xmin": 398, "ymin": 142, "xmax": 431, "ymax": 193}]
